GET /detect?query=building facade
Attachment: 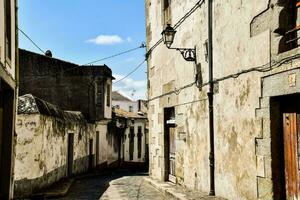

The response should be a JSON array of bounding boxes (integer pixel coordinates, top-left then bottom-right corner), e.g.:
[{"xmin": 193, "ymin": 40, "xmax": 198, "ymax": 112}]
[
  {"xmin": 112, "ymin": 91, "xmax": 139, "ymax": 113},
  {"xmin": 146, "ymin": 0, "xmax": 300, "ymax": 200},
  {"xmin": 112, "ymin": 91, "xmax": 148, "ymax": 168},
  {"xmin": 19, "ymin": 49, "xmax": 113, "ymax": 122},
  {"xmin": 0, "ymin": 0, "xmax": 18, "ymax": 199},
  {"xmin": 114, "ymin": 108, "xmax": 148, "ymax": 167},
  {"xmin": 14, "ymin": 50, "xmax": 120, "ymax": 197}
]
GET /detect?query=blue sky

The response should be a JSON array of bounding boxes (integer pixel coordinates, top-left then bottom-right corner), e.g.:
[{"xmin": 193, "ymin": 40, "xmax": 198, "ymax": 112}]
[{"xmin": 19, "ymin": 0, "xmax": 147, "ymax": 100}]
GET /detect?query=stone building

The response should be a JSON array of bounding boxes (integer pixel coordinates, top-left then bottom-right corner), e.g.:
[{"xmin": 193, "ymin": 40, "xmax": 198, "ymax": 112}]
[
  {"xmin": 112, "ymin": 91, "xmax": 139, "ymax": 113},
  {"xmin": 14, "ymin": 50, "xmax": 120, "ymax": 197},
  {"xmin": 19, "ymin": 49, "xmax": 113, "ymax": 122},
  {"xmin": 114, "ymin": 108, "xmax": 148, "ymax": 167},
  {"xmin": 0, "ymin": 0, "xmax": 18, "ymax": 199},
  {"xmin": 112, "ymin": 91, "xmax": 149, "ymax": 168},
  {"xmin": 146, "ymin": 0, "xmax": 300, "ymax": 200},
  {"xmin": 14, "ymin": 94, "xmax": 120, "ymax": 197}
]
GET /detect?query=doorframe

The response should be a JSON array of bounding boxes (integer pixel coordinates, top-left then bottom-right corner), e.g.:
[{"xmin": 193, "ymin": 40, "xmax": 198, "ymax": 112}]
[
  {"xmin": 163, "ymin": 107, "xmax": 175, "ymax": 182},
  {"xmin": 255, "ymin": 68, "xmax": 300, "ymax": 199}
]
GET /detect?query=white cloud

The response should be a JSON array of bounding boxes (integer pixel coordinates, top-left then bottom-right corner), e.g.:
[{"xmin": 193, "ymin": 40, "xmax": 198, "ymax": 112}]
[
  {"xmin": 113, "ymin": 74, "xmax": 147, "ymax": 100},
  {"xmin": 87, "ymin": 35, "xmax": 124, "ymax": 45},
  {"xmin": 127, "ymin": 37, "xmax": 132, "ymax": 42},
  {"xmin": 124, "ymin": 57, "xmax": 135, "ymax": 62}
]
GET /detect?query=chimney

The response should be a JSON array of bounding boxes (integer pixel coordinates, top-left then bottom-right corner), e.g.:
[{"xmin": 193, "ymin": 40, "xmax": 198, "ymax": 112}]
[{"xmin": 45, "ymin": 50, "xmax": 52, "ymax": 57}]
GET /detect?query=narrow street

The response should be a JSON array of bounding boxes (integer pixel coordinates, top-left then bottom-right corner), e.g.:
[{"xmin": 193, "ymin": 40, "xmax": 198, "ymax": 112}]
[{"xmin": 48, "ymin": 171, "xmax": 167, "ymax": 200}]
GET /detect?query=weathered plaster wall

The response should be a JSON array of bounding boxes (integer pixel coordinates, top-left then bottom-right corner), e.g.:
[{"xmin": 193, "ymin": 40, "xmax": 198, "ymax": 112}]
[
  {"xmin": 14, "ymin": 114, "xmax": 96, "ymax": 197},
  {"xmin": 14, "ymin": 114, "xmax": 119, "ymax": 197},
  {"xmin": 112, "ymin": 100, "xmax": 139, "ymax": 113},
  {"xmin": 123, "ymin": 119, "xmax": 146, "ymax": 163},
  {"xmin": 0, "ymin": 0, "xmax": 17, "ymax": 80},
  {"xmin": 146, "ymin": 0, "xmax": 300, "ymax": 199}
]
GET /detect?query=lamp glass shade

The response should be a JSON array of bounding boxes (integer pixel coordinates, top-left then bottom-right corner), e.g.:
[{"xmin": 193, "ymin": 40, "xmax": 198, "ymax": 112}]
[{"xmin": 162, "ymin": 24, "xmax": 176, "ymax": 48}]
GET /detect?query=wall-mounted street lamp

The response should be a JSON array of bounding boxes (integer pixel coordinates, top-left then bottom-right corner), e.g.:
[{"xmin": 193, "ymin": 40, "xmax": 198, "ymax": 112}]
[{"xmin": 161, "ymin": 24, "xmax": 197, "ymax": 62}]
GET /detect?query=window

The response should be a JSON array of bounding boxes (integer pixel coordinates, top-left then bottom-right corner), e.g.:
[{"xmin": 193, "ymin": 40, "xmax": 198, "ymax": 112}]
[
  {"xmin": 137, "ymin": 126, "xmax": 142, "ymax": 159},
  {"xmin": 115, "ymin": 105, "xmax": 120, "ymax": 109},
  {"xmin": 96, "ymin": 83, "xmax": 103, "ymax": 107},
  {"xmin": 277, "ymin": 0, "xmax": 299, "ymax": 53},
  {"xmin": 5, "ymin": 0, "xmax": 12, "ymax": 60},
  {"xmin": 129, "ymin": 105, "xmax": 133, "ymax": 112},
  {"xmin": 162, "ymin": 0, "xmax": 171, "ymax": 25},
  {"xmin": 106, "ymin": 83, "xmax": 111, "ymax": 107},
  {"xmin": 129, "ymin": 127, "xmax": 135, "ymax": 160}
]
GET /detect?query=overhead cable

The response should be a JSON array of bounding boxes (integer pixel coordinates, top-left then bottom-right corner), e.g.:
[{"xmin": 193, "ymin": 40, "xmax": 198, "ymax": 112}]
[
  {"xmin": 113, "ymin": 59, "xmax": 146, "ymax": 85},
  {"xmin": 146, "ymin": 0, "xmax": 205, "ymax": 58},
  {"xmin": 18, "ymin": 28, "xmax": 45, "ymax": 54},
  {"xmin": 148, "ymin": 53, "xmax": 300, "ymax": 102},
  {"xmin": 83, "ymin": 43, "xmax": 146, "ymax": 66}
]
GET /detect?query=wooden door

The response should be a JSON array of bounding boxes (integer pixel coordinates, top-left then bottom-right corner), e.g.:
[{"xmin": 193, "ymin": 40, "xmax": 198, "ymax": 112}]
[
  {"xmin": 67, "ymin": 133, "xmax": 74, "ymax": 177},
  {"xmin": 169, "ymin": 127, "xmax": 176, "ymax": 183},
  {"xmin": 283, "ymin": 113, "xmax": 299, "ymax": 200}
]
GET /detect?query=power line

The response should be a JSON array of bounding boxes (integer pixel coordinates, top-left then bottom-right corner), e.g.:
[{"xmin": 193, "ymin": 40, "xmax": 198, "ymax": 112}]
[
  {"xmin": 20, "ymin": 45, "xmax": 146, "ymax": 83},
  {"xmin": 83, "ymin": 43, "xmax": 146, "ymax": 65},
  {"xmin": 147, "ymin": 53, "xmax": 300, "ymax": 103},
  {"xmin": 18, "ymin": 28, "xmax": 45, "ymax": 54},
  {"xmin": 146, "ymin": 0, "xmax": 205, "ymax": 59},
  {"xmin": 113, "ymin": 59, "xmax": 146, "ymax": 85}
]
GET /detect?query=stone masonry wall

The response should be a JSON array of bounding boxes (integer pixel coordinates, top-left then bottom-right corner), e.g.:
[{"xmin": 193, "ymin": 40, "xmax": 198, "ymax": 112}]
[{"xmin": 146, "ymin": 0, "xmax": 300, "ymax": 199}]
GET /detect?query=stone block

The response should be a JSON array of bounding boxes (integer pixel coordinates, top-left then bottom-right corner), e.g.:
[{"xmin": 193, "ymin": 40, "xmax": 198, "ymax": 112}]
[
  {"xmin": 262, "ymin": 118, "xmax": 271, "ymax": 139},
  {"xmin": 257, "ymin": 177, "xmax": 273, "ymax": 199},
  {"xmin": 256, "ymin": 156, "xmax": 265, "ymax": 178},
  {"xmin": 255, "ymin": 108, "xmax": 270, "ymax": 118},
  {"xmin": 256, "ymin": 138, "xmax": 271, "ymax": 157},
  {"xmin": 259, "ymin": 97, "xmax": 270, "ymax": 108},
  {"xmin": 264, "ymin": 156, "xmax": 272, "ymax": 178}
]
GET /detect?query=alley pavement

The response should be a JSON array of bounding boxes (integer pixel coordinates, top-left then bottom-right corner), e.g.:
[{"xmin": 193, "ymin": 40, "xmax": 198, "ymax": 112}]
[{"xmin": 47, "ymin": 171, "xmax": 168, "ymax": 200}]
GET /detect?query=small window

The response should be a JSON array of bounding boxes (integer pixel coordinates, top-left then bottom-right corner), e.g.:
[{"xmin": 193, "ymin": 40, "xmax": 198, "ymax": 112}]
[
  {"xmin": 129, "ymin": 127, "xmax": 135, "ymax": 160},
  {"xmin": 129, "ymin": 106, "xmax": 133, "ymax": 112},
  {"xmin": 5, "ymin": 0, "xmax": 12, "ymax": 60},
  {"xmin": 96, "ymin": 83, "xmax": 103, "ymax": 107},
  {"xmin": 277, "ymin": 0, "xmax": 299, "ymax": 53},
  {"xmin": 106, "ymin": 83, "xmax": 111, "ymax": 107},
  {"xmin": 137, "ymin": 126, "xmax": 142, "ymax": 158}
]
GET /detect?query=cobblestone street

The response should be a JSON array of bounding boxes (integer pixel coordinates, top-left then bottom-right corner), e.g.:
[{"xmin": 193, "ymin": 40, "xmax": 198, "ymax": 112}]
[{"xmin": 48, "ymin": 171, "xmax": 167, "ymax": 200}]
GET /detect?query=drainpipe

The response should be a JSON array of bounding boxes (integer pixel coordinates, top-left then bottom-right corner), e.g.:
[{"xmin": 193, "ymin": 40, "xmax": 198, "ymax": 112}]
[{"xmin": 207, "ymin": 0, "xmax": 215, "ymax": 196}]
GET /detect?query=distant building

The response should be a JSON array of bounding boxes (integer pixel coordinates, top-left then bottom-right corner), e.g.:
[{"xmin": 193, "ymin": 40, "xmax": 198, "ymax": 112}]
[
  {"xmin": 112, "ymin": 91, "xmax": 148, "ymax": 168},
  {"xmin": 114, "ymin": 108, "xmax": 148, "ymax": 168},
  {"xmin": 0, "ymin": 0, "xmax": 18, "ymax": 199},
  {"xmin": 112, "ymin": 91, "xmax": 138, "ymax": 113}
]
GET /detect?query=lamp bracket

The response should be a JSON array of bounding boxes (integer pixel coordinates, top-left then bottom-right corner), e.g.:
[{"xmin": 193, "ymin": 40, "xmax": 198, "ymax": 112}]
[{"xmin": 168, "ymin": 47, "xmax": 197, "ymax": 62}]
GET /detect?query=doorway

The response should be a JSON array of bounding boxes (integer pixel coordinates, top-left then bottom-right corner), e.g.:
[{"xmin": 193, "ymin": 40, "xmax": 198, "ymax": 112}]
[
  {"xmin": 67, "ymin": 133, "xmax": 74, "ymax": 177},
  {"xmin": 89, "ymin": 139, "xmax": 94, "ymax": 171},
  {"xmin": 271, "ymin": 94, "xmax": 300, "ymax": 200},
  {"xmin": 0, "ymin": 80, "xmax": 15, "ymax": 199},
  {"xmin": 164, "ymin": 107, "xmax": 176, "ymax": 183}
]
